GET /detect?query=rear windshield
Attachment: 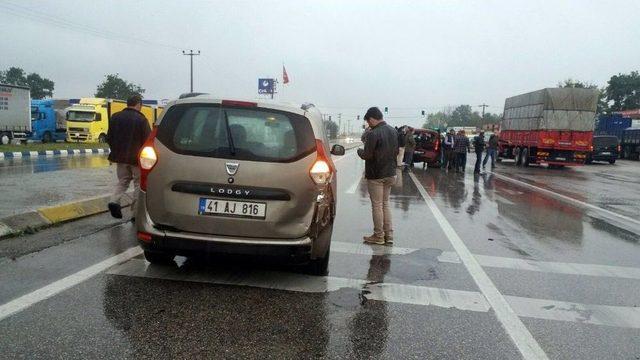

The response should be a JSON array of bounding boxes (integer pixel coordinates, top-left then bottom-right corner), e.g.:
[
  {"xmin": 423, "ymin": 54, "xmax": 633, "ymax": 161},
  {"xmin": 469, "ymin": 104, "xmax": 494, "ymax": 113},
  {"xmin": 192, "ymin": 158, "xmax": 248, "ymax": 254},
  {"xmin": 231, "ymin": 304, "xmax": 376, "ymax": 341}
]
[
  {"xmin": 156, "ymin": 104, "xmax": 316, "ymax": 162},
  {"xmin": 593, "ymin": 136, "xmax": 618, "ymax": 147}
]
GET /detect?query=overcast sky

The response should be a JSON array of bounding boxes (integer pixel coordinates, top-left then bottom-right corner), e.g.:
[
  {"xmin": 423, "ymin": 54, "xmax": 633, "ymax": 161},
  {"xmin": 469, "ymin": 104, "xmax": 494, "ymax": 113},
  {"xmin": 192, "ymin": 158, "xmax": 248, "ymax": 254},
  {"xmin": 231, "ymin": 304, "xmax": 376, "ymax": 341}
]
[{"xmin": 2, "ymin": 0, "xmax": 639, "ymax": 129}]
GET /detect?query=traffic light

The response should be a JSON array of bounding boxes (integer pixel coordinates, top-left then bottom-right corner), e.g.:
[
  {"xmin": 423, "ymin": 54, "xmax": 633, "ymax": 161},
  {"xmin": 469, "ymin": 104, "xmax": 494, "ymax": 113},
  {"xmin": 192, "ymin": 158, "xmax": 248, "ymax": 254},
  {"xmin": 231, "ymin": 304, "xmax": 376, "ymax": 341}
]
[
  {"xmin": 421, "ymin": 110, "xmax": 425, "ymax": 116},
  {"xmin": 357, "ymin": 115, "xmax": 360, "ymax": 120},
  {"xmin": 328, "ymin": 115, "xmax": 332, "ymax": 121},
  {"xmin": 384, "ymin": 107, "xmax": 388, "ymax": 113}
]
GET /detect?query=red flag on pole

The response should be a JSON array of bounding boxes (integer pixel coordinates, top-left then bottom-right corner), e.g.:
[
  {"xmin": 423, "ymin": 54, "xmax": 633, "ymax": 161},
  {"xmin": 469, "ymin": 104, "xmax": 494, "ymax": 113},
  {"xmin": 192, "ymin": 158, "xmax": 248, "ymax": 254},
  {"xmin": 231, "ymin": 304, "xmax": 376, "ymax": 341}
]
[{"xmin": 283, "ymin": 65, "xmax": 290, "ymax": 84}]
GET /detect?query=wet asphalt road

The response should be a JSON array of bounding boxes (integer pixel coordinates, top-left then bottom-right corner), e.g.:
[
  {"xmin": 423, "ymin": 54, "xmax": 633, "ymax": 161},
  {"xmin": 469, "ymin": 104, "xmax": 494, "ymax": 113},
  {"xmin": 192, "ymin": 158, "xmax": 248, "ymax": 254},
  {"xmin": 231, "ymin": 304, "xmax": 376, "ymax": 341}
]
[
  {"xmin": 1, "ymin": 151, "xmax": 639, "ymax": 359},
  {"xmin": 0, "ymin": 154, "xmax": 112, "ymax": 217}
]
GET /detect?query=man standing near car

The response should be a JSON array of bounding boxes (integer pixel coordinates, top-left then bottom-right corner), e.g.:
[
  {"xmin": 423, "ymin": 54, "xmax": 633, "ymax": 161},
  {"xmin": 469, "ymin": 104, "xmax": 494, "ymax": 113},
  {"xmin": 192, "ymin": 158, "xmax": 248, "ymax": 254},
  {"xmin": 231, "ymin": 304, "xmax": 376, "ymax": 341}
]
[
  {"xmin": 357, "ymin": 107, "xmax": 398, "ymax": 246},
  {"xmin": 454, "ymin": 130, "xmax": 470, "ymax": 173},
  {"xmin": 443, "ymin": 129, "xmax": 456, "ymax": 171},
  {"xmin": 107, "ymin": 94, "xmax": 151, "ymax": 220},
  {"xmin": 403, "ymin": 127, "xmax": 416, "ymax": 172},
  {"xmin": 473, "ymin": 130, "xmax": 486, "ymax": 173}
]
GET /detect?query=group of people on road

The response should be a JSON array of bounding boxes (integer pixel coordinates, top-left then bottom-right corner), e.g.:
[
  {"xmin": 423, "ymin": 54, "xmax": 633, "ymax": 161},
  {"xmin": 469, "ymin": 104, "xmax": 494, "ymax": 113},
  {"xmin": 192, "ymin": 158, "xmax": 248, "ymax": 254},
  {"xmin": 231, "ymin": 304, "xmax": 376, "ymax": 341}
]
[
  {"xmin": 358, "ymin": 108, "xmax": 503, "ymax": 246},
  {"xmin": 441, "ymin": 129, "xmax": 499, "ymax": 174}
]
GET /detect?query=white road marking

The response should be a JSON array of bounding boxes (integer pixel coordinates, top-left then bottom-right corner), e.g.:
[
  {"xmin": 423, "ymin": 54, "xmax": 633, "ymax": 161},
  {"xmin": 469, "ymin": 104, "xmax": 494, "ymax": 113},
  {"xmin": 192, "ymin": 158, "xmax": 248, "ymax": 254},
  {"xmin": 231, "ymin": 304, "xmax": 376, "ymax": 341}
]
[
  {"xmin": 489, "ymin": 171, "xmax": 640, "ymax": 227},
  {"xmin": 439, "ymin": 252, "xmax": 640, "ymax": 280},
  {"xmin": 109, "ymin": 258, "xmax": 490, "ymax": 312},
  {"xmin": 109, "ymin": 258, "xmax": 640, "ymax": 329},
  {"xmin": 12, "ymin": 152, "xmax": 22, "ymax": 158},
  {"xmin": 506, "ymin": 295, "xmax": 640, "ymax": 329},
  {"xmin": 409, "ymin": 172, "xmax": 549, "ymax": 360},
  {"xmin": 72, "ymin": 149, "xmax": 80, "ymax": 155},
  {"xmin": 332, "ymin": 241, "xmax": 640, "ymax": 280},
  {"xmin": 346, "ymin": 176, "xmax": 362, "ymax": 194},
  {"xmin": 0, "ymin": 247, "xmax": 142, "ymax": 322},
  {"xmin": 59, "ymin": 150, "xmax": 68, "ymax": 156},
  {"xmin": 29, "ymin": 151, "xmax": 38, "ymax": 157},
  {"xmin": 331, "ymin": 241, "xmax": 415, "ymax": 256},
  {"xmin": 45, "ymin": 150, "xmax": 53, "ymax": 156}
]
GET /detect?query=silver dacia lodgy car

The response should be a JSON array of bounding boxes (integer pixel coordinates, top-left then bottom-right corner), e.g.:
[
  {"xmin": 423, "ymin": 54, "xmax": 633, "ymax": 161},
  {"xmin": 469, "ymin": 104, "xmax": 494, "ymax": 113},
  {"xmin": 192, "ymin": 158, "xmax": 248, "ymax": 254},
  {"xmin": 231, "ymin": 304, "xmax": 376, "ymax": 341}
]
[{"xmin": 136, "ymin": 95, "xmax": 345, "ymax": 275}]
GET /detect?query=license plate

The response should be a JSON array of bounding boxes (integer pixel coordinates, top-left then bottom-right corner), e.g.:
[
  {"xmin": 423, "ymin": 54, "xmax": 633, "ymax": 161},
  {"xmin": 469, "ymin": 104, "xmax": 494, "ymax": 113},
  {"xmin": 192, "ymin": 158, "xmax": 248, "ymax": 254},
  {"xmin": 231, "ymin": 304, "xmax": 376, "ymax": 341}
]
[
  {"xmin": 555, "ymin": 157, "xmax": 566, "ymax": 161},
  {"xmin": 198, "ymin": 198, "xmax": 266, "ymax": 219},
  {"xmin": 601, "ymin": 152, "xmax": 611, "ymax": 155}
]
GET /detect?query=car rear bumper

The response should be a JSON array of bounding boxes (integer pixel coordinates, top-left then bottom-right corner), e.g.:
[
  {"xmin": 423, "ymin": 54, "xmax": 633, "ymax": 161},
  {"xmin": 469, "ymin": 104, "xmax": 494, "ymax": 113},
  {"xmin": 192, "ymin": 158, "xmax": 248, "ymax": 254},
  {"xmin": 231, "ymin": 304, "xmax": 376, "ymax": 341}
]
[{"xmin": 136, "ymin": 199, "xmax": 313, "ymax": 260}]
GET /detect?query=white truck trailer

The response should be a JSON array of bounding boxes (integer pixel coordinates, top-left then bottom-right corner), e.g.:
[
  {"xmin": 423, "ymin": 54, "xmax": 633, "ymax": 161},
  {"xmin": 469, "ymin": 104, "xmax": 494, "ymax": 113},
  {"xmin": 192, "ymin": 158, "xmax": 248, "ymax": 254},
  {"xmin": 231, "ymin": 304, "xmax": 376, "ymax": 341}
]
[{"xmin": 0, "ymin": 83, "xmax": 31, "ymax": 144}]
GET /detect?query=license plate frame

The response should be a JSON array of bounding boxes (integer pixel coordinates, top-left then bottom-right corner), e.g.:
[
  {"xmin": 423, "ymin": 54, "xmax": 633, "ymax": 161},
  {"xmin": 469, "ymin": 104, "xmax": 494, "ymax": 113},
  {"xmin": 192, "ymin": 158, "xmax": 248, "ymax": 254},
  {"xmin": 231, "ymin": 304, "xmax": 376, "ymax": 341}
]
[{"xmin": 198, "ymin": 198, "xmax": 267, "ymax": 219}]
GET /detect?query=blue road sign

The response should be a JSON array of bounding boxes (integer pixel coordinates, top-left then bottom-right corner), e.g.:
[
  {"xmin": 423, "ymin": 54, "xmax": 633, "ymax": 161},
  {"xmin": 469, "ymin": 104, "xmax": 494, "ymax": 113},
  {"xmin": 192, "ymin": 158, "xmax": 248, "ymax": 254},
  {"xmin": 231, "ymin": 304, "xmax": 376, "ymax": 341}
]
[{"xmin": 258, "ymin": 78, "xmax": 275, "ymax": 94}]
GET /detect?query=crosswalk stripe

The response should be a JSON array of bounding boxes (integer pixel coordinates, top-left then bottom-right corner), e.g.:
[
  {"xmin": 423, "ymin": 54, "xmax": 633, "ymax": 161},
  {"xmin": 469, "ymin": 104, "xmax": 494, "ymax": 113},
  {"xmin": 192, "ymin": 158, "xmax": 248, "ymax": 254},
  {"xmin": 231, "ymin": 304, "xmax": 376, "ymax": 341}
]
[{"xmin": 107, "ymin": 258, "xmax": 640, "ymax": 329}]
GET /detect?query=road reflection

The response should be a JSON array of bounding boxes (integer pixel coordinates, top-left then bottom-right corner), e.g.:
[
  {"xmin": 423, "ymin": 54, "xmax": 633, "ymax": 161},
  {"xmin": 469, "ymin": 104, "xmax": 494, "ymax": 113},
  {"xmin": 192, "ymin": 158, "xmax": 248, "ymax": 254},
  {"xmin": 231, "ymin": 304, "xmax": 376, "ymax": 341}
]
[{"xmin": 0, "ymin": 155, "xmax": 110, "ymax": 175}]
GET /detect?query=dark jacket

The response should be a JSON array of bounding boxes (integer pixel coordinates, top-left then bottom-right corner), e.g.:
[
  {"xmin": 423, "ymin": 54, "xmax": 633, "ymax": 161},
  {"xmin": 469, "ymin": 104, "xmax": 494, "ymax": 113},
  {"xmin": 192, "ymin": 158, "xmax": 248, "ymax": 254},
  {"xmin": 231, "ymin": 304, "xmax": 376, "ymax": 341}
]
[
  {"xmin": 397, "ymin": 128, "xmax": 406, "ymax": 147},
  {"xmin": 488, "ymin": 135, "xmax": 499, "ymax": 149},
  {"xmin": 107, "ymin": 108, "xmax": 151, "ymax": 165},
  {"xmin": 473, "ymin": 135, "xmax": 486, "ymax": 153},
  {"xmin": 405, "ymin": 132, "xmax": 416, "ymax": 151},
  {"xmin": 358, "ymin": 121, "xmax": 398, "ymax": 179}
]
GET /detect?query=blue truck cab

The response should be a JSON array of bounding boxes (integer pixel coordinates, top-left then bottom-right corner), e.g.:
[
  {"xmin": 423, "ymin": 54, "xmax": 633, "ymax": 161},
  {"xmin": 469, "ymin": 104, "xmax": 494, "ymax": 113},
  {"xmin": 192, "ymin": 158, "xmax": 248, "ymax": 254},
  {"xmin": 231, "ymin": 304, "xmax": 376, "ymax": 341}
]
[{"xmin": 30, "ymin": 99, "xmax": 75, "ymax": 142}]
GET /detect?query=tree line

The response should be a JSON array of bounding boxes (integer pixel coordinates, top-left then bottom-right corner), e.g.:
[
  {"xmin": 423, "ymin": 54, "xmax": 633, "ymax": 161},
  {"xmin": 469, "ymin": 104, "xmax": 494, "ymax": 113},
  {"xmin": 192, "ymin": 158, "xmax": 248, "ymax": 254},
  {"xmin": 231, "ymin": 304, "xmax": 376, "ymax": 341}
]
[{"xmin": 0, "ymin": 67, "xmax": 145, "ymax": 100}]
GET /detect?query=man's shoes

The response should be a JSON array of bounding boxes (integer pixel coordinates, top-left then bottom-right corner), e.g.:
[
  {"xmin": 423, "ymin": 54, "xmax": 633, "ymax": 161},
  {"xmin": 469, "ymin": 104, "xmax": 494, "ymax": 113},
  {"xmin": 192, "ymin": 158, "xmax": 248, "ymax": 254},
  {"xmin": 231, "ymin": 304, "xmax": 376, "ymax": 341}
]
[
  {"xmin": 108, "ymin": 202, "xmax": 123, "ymax": 219},
  {"xmin": 385, "ymin": 236, "xmax": 394, "ymax": 246},
  {"xmin": 363, "ymin": 235, "xmax": 385, "ymax": 245}
]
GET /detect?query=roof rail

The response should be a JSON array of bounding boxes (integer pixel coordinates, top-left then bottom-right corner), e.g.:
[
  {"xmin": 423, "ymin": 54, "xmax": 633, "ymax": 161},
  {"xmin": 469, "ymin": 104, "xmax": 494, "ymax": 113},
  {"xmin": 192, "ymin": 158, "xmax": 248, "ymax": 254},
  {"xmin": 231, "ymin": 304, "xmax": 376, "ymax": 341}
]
[{"xmin": 178, "ymin": 92, "xmax": 209, "ymax": 99}]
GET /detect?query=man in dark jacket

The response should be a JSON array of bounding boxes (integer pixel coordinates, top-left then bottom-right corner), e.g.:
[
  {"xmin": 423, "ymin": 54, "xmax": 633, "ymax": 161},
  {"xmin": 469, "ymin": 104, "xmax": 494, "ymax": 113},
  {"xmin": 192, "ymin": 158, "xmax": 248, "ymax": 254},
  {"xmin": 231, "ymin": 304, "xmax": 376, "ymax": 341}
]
[
  {"xmin": 443, "ymin": 129, "xmax": 456, "ymax": 171},
  {"xmin": 453, "ymin": 130, "xmax": 470, "ymax": 173},
  {"xmin": 473, "ymin": 131, "xmax": 486, "ymax": 173},
  {"xmin": 357, "ymin": 107, "xmax": 398, "ymax": 246},
  {"xmin": 106, "ymin": 94, "xmax": 151, "ymax": 219}
]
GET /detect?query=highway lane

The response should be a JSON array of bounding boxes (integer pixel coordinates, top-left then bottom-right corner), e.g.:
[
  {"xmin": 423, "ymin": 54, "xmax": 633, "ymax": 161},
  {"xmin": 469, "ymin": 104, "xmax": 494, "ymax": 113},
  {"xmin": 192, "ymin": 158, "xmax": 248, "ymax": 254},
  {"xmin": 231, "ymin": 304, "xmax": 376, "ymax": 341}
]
[{"xmin": 0, "ymin": 150, "xmax": 639, "ymax": 359}]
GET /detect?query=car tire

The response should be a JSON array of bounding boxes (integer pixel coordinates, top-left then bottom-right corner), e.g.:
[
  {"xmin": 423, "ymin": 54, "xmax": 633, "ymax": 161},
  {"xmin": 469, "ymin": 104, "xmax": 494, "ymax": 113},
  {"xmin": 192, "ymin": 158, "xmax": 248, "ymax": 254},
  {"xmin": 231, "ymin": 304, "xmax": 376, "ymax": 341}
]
[
  {"xmin": 306, "ymin": 245, "xmax": 330, "ymax": 276},
  {"xmin": 42, "ymin": 131, "xmax": 52, "ymax": 143},
  {"xmin": 609, "ymin": 159, "xmax": 616, "ymax": 164},
  {"xmin": 143, "ymin": 250, "xmax": 174, "ymax": 264}
]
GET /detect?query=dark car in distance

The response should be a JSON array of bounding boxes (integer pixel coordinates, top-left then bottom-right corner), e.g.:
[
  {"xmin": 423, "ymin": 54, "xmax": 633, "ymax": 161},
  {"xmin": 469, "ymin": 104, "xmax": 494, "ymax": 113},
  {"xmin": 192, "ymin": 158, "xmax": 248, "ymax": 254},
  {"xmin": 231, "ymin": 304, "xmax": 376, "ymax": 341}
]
[{"xmin": 586, "ymin": 135, "xmax": 620, "ymax": 164}]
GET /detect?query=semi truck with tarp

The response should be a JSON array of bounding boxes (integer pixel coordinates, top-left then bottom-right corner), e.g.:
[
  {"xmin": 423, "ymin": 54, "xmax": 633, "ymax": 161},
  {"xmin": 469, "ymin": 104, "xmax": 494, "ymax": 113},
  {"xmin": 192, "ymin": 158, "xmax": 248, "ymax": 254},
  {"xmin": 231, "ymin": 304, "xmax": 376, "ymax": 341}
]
[
  {"xmin": 66, "ymin": 98, "xmax": 162, "ymax": 143},
  {"xmin": 30, "ymin": 99, "xmax": 73, "ymax": 142},
  {"xmin": 0, "ymin": 83, "xmax": 31, "ymax": 145},
  {"xmin": 498, "ymin": 88, "xmax": 598, "ymax": 168}
]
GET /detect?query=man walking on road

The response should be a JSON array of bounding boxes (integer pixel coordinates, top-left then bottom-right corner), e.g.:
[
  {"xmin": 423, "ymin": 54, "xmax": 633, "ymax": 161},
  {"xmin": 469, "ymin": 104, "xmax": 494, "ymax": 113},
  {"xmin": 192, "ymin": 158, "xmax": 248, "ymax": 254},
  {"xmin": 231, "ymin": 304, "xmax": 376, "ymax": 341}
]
[
  {"xmin": 483, "ymin": 133, "xmax": 498, "ymax": 169},
  {"xmin": 357, "ymin": 107, "xmax": 398, "ymax": 246},
  {"xmin": 396, "ymin": 126, "xmax": 406, "ymax": 168},
  {"xmin": 473, "ymin": 130, "xmax": 486, "ymax": 173},
  {"xmin": 454, "ymin": 130, "xmax": 470, "ymax": 173},
  {"xmin": 106, "ymin": 94, "xmax": 151, "ymax": 220}
]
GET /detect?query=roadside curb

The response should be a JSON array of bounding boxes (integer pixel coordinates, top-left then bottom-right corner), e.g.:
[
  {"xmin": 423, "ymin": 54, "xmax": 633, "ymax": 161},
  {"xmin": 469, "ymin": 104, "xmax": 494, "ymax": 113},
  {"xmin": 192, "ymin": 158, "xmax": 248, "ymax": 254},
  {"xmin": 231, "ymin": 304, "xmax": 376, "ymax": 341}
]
[
  {"xmin": 0, "ymin": 148, "xmax": 110, "ymax": 160},
  {"xmin": 0, "ymin": 192, "xmax": 132, "ymax": 239}
]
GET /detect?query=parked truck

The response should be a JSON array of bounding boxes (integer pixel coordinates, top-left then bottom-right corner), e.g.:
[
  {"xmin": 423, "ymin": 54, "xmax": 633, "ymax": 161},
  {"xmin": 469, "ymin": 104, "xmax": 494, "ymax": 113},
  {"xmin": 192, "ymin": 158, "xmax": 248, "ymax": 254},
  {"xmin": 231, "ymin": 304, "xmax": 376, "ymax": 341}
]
[
  {"xmin": 595, "ymin": 114, "xmax": 632, "ymax": 141},
  {"xmin": 0, "ymin": 83, "xmax": 31, "ymax": 144},
  {"xmin": 498, "ymin": 88, "xmax": 598, "ymax": 168},
  {"xmin": 30, "ymin": 99, "xmax": 73, "ymax": 142},
  {"xmin": 66, "ymin": 98, "xmax": 161, "ymax": 143},
  {"xmin": 621, "ymin": 127, "xmax": 640, "ymax": 160}
]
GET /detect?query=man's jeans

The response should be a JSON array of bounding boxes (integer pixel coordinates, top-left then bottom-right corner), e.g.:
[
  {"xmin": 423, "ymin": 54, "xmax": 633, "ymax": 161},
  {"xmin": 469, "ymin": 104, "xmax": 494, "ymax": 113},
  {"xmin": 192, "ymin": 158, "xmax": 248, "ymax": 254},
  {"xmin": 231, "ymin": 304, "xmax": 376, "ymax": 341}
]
[
  {"xmin": 455, "ymin": 152, "xmax": 467, "ymax": 172},
  {"xmin": 111, "ymin": 163, "xmax": 140, "ymax": 215},
  {"xmin": 483, "ymin": 148, "xmax": 496, "ymax": 167},
  {"xmin": 367, "ymin": 176, "xmax": 396, "ymax": 238},
  {"xmin": 397, "ymin": 147, "xmax": 405, "ymax": 166},
  {"xmin": 474, "ymin": 151, "xmax": 483, "ymax": 172}
]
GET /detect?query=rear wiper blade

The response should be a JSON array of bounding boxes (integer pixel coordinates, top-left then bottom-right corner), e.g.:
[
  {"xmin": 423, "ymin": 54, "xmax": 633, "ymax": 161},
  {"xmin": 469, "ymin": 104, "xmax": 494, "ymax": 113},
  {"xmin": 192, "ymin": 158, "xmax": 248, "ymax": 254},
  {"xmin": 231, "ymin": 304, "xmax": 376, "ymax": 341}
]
[{"xmin": 223, "ymin": 110, "xmax": 236, "ymax": 155}]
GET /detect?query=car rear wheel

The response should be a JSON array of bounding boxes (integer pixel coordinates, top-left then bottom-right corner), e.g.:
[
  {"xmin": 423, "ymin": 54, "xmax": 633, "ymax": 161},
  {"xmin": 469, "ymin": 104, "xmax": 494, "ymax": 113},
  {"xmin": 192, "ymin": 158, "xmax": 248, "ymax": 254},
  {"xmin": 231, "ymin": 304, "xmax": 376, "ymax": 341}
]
[
  {"xmin": 609, "ymin": 159, "xmax": 616, "ymax": 164},
  {"xmin": 143, "ymin": 250, "xmax": 175, "ymax": 264}
]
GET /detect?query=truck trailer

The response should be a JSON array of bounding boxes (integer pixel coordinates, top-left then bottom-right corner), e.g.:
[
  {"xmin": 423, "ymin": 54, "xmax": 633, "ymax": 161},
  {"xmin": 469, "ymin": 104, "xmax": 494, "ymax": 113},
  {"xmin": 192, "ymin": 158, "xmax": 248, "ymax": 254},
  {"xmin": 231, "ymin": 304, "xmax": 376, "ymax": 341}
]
[
  {"xmin": 498, "ymin": 88, "xmax": 598, "ymax": 168},
  {"xmin": 0, "ymin": 83, "xmax": 31, "ymax": 144},
  {"xmin": 30, "ymin": 99, "xmax": 72, "ymax": 143},
  {"xmin": 66, "ymin": 98, "xmax": 161, "ymax": 143}
]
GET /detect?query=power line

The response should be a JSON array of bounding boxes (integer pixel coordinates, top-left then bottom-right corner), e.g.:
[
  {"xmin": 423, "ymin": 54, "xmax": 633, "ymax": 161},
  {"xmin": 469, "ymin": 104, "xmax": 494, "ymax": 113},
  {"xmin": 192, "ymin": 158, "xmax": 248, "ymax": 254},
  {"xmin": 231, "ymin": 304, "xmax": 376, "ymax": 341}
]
[{"xmin": 0, "ymin": 1, "xmax": 185, "ymax": 50}]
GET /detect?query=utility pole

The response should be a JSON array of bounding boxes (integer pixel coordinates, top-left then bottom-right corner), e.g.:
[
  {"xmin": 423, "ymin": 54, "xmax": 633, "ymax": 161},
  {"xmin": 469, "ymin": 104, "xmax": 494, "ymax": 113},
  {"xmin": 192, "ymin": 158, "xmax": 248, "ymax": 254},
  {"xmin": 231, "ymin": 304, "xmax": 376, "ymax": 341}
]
[
  {"xmin": 478, "ymin": 104, "xmax": 489, "ymax": 120},
  {"xmin": 338, "ymin": 113, "xmax": 342, "ymax": 137},
  {"xmin": 182, "ymin": 50, "xmax": 201, "ymax": 92}
]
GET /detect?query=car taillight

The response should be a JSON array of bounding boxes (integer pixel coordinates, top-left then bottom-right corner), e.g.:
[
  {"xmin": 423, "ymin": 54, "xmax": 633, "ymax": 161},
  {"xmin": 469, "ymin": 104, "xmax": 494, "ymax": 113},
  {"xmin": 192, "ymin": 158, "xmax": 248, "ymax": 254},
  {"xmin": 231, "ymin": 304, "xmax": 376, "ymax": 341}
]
[
  {"xmin": 589, "ymin": 145, "xmax": 593, "ymax": 151},
  {"xmin": 137, "ymin": 231, "xmax": 152, "ymax": 243},
  {"xmin": 309, "ymin": 139, "xmax": 335, "ymax": 185},
  {"xmin": 617, "ymin": 145, "xmax": 621, "ymax": 152},
  {"xmin": 139, "ymin": 128, "xmax": 159, "ymax": 191},
  {"xmin": 434, "ymin": 138, "xmax": 440, "ymax": 152}
]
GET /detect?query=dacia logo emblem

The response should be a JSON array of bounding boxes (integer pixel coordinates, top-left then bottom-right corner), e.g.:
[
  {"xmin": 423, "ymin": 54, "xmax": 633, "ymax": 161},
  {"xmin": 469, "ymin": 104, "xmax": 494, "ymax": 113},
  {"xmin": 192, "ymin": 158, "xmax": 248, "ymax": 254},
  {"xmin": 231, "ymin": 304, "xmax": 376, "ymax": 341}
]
[{"xmin": 226, "ymin": 162, "xmax": 239, "ymax": 176}]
